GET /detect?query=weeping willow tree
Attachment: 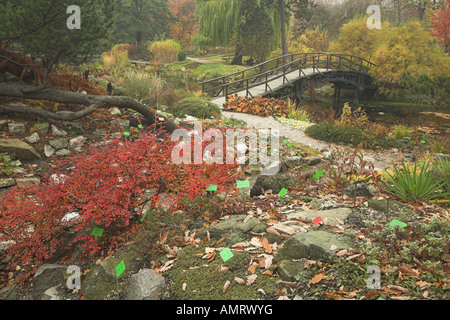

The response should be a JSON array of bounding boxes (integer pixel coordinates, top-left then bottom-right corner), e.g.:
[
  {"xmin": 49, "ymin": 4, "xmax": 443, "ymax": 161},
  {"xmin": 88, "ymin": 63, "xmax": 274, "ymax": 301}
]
[{"xmin": 194, "ymin": 0, "xmax": 290, "ymax": 64}]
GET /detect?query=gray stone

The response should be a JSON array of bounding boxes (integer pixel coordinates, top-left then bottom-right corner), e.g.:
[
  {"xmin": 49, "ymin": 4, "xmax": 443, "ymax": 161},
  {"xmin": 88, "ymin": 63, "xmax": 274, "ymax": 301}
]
[
  {"xmin": 0, "ymin": 139, "xmax": 41, "ymax": 160},
  {"xmin": 197, "ymin": 215, "xmax": 267, "ymax": 245},
  {"xmin": 81, "ymin": 250, "xmax": 135, "ymax": 300},
  {"xmin": 24, "ymin": 132, "xmax": 40, "ymax": 144},
  {"xmin": 32, "ymin": 264, "xmax": 67, "ymax": 300},
  {"xmin": 342, "ymin": 182, "xmax": 373, "ymax": 198},
  {"xmin": 435, "ymin": 153, "xmax": 450, "ymax": 163},
  {"xmin": 15, "ymin": 177, "xmax": 41, "ymax": 188},
  {"xmin": 69, "ymin": 136, "xmax": 87, "ymax": 149},
  {"xmin": 303, "ymin": 156, "xmax": 321, "ymax": 166},
  {"xmin": 1, "ymin": 72, "xmax": 19, "ymax": 82},
  {"xmin": 250, "ymin": 173, "xmax": 296, "ymax": 197},
  {"xmin": 49, "ymin": 138, "xmax": 69, "ymax": 149},
  {"xmin": 51, "ymin": 124, "xmax": 67, "ymax": 137},
  {"xmin": 42, "ymin": 285, "xmax": 62, "ymax": 300},
  {"xmin": 125, "ymin": 269, "xmax": 165, "ymax": 300},
  {"xmin": 276, "ymin": 230, "xmax": 358, "ymax": 262},
  {"xmin": 0, "ymin": 284, "xmax": 18, "ymax": 300},
  {"xmin": 44, "ymin": 145, "xmax": 55, "ymax": 157},
  {"xmin": 286, "ymin": 208, "xmax": 352, "ymax": 227},
  {"xmin": 0, "ymin": 178, "xmax": 15, "ymax": 188},
  {"xmin": 8, "ymin": 123, "xmax": 26, "ymax": 134},
  {"xmin": 110, "ymin": 107, "xmax": 122, "ymax": 116},
  {"xmin": 367, "ymin": 199, "xmax": 408, "ymax": 212},
  {"xmin": 32, "ymin": 122, "xmax": 49, "ymax": 133},
  {"xmin": 275, "ymin": 260, "xmax": 309, "ymax": 282},
  {"xmin": 55, "ymin": 149, "xmax": 72, "ymax": 157}
]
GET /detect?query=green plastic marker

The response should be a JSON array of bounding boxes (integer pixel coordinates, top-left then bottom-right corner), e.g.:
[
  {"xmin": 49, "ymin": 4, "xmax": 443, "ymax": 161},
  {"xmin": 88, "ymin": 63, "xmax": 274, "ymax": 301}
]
[
  {"xmin": 206, "ymin": 185, "xmax": 217, "ymax": 191},
  {"xmin": 91, "ymin": 227, "xmax": 104, "ymax": 237},
  {"xmin": 287, "ymin": 143, "xmax": 292, "ymax": 147},
  {"xmin": 278, "ymin": 188, "xmax": 287, "ymax": 196},
  {"xmin": 116, "ymin": 260, "xmax": 125, "ymax": 277},
  {"xmin": 341, "ymin": 174, "xmax": 347, "ymax": 178},
  {"xmin": 419, "ymin": 161, "xmax": 424, "ymax": 166},
  {"xmin": 140, "ymin": 212, "xmax": 147, "ymax": 222},
  {"xmin": 123, "ymin": 132, "xmax": 130, "ymax": 136},
  {"xmin": 390, "ymin": 219, "xmax": 407, "ymax": 230},
  {"xmin": 219, "ymin": 248, "xmax": 234, "ymax": 262},
  {"xmin": 236, "ymin": 180, "xmax": 250, "ymax": 188},
  {"xmin": 421, "ymin": 140, "xmax": 426, "ymax": 144},
  {"xmin": 138, "ymin": 124, "xmax": 143, "ymax": 129},
  {"xmin": 315, "ymin": 170, "xmax": 324, "ymax": 177},
  {"xmin": 283, "ymin": 140, "xmax": 288, "ymax": 144}
]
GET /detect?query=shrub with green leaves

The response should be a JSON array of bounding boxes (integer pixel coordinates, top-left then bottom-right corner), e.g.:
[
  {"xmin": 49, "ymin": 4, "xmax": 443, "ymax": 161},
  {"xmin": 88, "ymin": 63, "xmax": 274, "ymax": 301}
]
[
  {"xmin": 391, "ymin": 125, "xmax": 412, "ymax": 139},
  {"xmin": 382, "ymin": 160, "xmax": 446, "ymax": 202},
  {"xmin": 168, "ymin": 98, "xmax": 221, "ymax": 119}
]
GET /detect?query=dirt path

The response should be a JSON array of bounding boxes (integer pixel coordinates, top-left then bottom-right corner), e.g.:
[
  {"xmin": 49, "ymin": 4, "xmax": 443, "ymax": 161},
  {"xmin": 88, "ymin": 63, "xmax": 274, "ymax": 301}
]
[
  {"xmin": 186, "ymin": 56, "xmax": 221, "ymax": 64},
  {"xmin": 221, "ymin": 110, "xmax": 399, "ymax": 171}
]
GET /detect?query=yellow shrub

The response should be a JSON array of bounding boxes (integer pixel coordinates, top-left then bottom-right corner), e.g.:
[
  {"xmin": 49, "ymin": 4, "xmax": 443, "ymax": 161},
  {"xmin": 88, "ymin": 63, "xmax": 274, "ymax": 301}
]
[{"xmin": 148, "ymin": 39, "xmax": 181, "ymax": 64}]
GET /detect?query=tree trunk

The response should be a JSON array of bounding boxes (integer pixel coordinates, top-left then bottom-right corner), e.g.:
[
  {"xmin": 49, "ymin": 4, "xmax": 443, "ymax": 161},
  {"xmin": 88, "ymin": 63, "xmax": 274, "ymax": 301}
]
[
  {"xmin": 0, "ymin": 83, "xmax": 179, "ymax": 134},
  {"xmin": 278, "ymin": 0, "xmax": 289, "ymax": 64}
]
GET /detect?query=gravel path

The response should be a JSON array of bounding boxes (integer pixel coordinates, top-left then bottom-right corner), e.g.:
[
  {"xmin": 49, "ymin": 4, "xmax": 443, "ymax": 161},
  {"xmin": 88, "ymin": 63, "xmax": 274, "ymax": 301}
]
[{"xmin": 221, "ymin": 110, "xmax": 398, "ymax": 170}]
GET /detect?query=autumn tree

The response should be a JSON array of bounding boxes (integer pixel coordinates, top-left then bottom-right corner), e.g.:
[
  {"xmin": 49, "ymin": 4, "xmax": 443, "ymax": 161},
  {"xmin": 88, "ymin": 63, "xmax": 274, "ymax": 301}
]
[
  {"xmin": 168, "ymin": 0, "xmax": 198, "ymax": 46},
  {"xmin": 430, "ymin": 1, "xmax": 450, "ymax": 52}
]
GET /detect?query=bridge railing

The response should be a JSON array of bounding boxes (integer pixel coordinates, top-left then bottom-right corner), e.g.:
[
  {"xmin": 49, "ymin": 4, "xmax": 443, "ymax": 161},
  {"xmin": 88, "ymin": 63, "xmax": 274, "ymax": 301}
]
[{"xmin": 201, "ymin": 53, "xmax": 375, "ymax": 98}]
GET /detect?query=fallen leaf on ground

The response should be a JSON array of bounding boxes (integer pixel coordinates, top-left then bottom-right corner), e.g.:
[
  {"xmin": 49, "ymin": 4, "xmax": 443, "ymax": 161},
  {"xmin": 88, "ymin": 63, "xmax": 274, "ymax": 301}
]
[
  {"xmin": 234, "ymin": 277, "xmax": 245, "ymax": 285},
  {"xmin": 261, "ymin": 237, "xmax": 273, "ymax": 254},
  {"xmin": 309, "ymin": 270, "xmax": 325, "ymax": 284},
  {"xmin": 223, "ymin": 280, "xmax": 230, "ymax": 293},
  {"xmin": 246, "ymin": 274, "xmax": 257, "ymax": 286}
]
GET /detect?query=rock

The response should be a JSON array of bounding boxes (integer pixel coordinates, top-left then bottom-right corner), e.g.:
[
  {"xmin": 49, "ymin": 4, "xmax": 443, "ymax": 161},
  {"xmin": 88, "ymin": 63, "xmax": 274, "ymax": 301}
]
[
  {"xmin": 367, "ymin": 199, "xmax": 408, "ymax": 212},
  {"xmin": 32, "ymin": 264, "xmax": 68, "ymax": 300},
  {"xmin": 51, "ymin": 124, "xmax": 67, "ymax": 137},
  {"xmin": 286, "ymin": 208, "xmax": 352, "ymax": 227},
  {"xmin": 8, "ymin": 122, "xmax": 26, "ymax": 134},
  {"xmin": 276, "ymin": 230, "xmax": 358, "ymax": 262},
  {"xmin": 0, "ymin": 284, "xmax": 18, "ymax": 300},
  {"xmin": 111, "ymin": 119, "xmax": 130, "ymax": 131},
  {"xmin": 125, "ymin": 269, "xmax": 165, "ymax": 300},
  {"xmin": 0, "ymin": 120, "xmax": 8, "ymax": 131},
  {"xmin": 49, "ymin": 138, "xmax": 69, "ymax": 149},
  {"xmin": 402, "ymin": 153, "xmax": 415, "ymax": 163},
  {"xmin": 435, "ymin": 153, "xmax": 450, "ymax": 163},
  {"xmin": 24, "ymin": 132, "xmax": 40, "ymax": 144},
  {"xmin": 302, "ymin": 156, "xmax": 321, "ymax": 166},
  {"xmin": 32, "ymin": 122, "xmax": 49, "ymax": 133},
  {"xmin": 80, "ymin": 249, "xmax": 135, "ymax": 300},
  {"xmin": 44, "ymin": 145, "xmax": 55, "ymax": 157},
  {"xmin": 197, "ymin": 215, "xmax": 267, "ymax": 245},
  {"xmin": 0, "ymin": 139, "xmax": 41, "ymax": 160},
  {"xmin": 0, "ymin": 177, "xmax": 16, "ymax": 188},
  {"xmin": 275, "ymin": 260, "xmax": 309, "ymax": 282},
  {"xmin": 1, "ymin": 72, "xmax": 19, "ymax": 82},
  {"xmin": 61, "ymin": 212, "xmax": 80, "ymax": 224},
  {"xmin": 15, "ymin": 177, "xmax": 41, "ymax": 188},
  {"xmin": 69, "ymin": 136, "xmax": 87, "ymax": 149},
  {"xmin": 55, "ymin": 149, "xmax": 72, "ymax": 157},
  {"xmin": 342, "ymin": 182, "xmax": 373, "ymax": 199},
  {"xmin": 250, "ymin": 173, "xmax": 296, "ymax": 197},
  {"xmin": 41, "ymin": 285, "xmax": 62, "ymax": 300},
  {"xmin": 279, "ymin": 156, "xmax": 303, "ymax": 172},
  {"xmin": 110, "ymin": 107, "xmax": 122, "ymax": 116}
]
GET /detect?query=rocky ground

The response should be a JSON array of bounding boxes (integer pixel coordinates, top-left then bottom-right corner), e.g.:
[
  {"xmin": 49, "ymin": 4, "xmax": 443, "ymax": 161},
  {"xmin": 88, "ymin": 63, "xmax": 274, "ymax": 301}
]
[{"xmin": 0, "ymin": 110, "xmax": 448, "ymax": 301}]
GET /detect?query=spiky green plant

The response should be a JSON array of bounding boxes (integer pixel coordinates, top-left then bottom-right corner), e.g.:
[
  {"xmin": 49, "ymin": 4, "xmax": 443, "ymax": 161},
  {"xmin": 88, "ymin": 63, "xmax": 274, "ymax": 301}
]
[{"xmin": 383, "ymin": 160, "xmax": 445, "ymax": 202}]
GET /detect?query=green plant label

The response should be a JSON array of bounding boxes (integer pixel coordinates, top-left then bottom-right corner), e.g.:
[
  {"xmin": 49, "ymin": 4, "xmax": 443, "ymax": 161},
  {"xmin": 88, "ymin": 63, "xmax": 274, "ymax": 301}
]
[
  {"xmin": 91, "ymin": 227, "xmax": 104, "ymax": 237},
  {"xmin": 287, "ymin": 144, "xmax": 292, "ymax": 147},
  {"xmin": 419, "ymin": 162, "xmax": 424, "ymax": 166},
  {"xmin": 278, "ymin": 188, "xmax": 287, "ymax": 196},
  {"xmin": 389, "ymin": 219, "xmax": 407, "ymax": 229},
  {"xmin": 138, "ymin": 124, "xmax": 143, "ymax": 129},
  {"xmin": 140, "ymin": 212, "xmax": 147, "ymax": 222},
  {"xmin": 315, "ymin": 171, "xmax": 324, "ymax": 177},
  {"xmin": 123, "ymin": 132, "xmax": 130, "ymax": 136},
  {"xmin": 236, "ymin": 180, "xmax": 250, "ymax": 188},
  {"xmin": 283, "ymin": 140, "xmax": 288, "ymax": 144},
  {"xmin": 116, "ymin": 260, "xmax": 125, "ymax": 277},
  {"xmin": 206, "ymin": 185, "xmax": 217, "ymax": 191},
  {"xmin": 341, "ymin": 174, "xmax": 347, "ymax": 178},
  {"xmin": 421, "ymin": 140, "xmax": 426, "ymax": 144},
  {"xmin": 219, "ymin": 248, "xmax": 234, "ymax": 262}
]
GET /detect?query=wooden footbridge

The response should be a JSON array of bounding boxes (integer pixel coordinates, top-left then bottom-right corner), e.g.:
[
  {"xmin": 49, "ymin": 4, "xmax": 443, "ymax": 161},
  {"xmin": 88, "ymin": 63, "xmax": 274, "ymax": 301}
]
[{"xmin": 200, "ymin": 53, "xmax": 377, "ymax": 110}]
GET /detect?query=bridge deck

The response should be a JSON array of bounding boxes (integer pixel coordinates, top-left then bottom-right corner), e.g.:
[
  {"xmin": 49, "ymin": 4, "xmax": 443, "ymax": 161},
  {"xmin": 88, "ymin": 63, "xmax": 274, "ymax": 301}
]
[{"xmin": 211, "ymin": 67, "xmax": 329, "ymax": 107}]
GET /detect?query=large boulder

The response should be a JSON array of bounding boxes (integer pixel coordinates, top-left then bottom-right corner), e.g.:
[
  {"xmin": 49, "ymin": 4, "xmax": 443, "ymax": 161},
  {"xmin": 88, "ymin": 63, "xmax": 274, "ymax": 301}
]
[
  {"xmin": 125, "ymin": 269, "xmax": 165, "ymax": 300},
  {"xmin": 276, "ymin": 230, "xmax": 358, "ymax": 262},
  {"xmin": 286, "ymin": 208, "xmax": 352, "ymax": 227},
  {"xmin": 32, "ymin": 264, "xmax": 68, "ymax": 300},
  {"xmin": 196, "ymin": 215, "xmax": 267, "ymax": 245},
  {"xmin": 0, "ymin": 139, "xmax": 41, "ymax": 160},
  {"xmin": 250, "ymin": 173, "xmax": 296, "ymax": 197}
]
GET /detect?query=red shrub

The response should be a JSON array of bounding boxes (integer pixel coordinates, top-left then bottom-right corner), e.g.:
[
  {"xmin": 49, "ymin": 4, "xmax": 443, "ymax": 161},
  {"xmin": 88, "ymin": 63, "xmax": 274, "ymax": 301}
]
[{"xmin": 0, "ymin": 127, "xmax": 240, "ymax": 280}]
